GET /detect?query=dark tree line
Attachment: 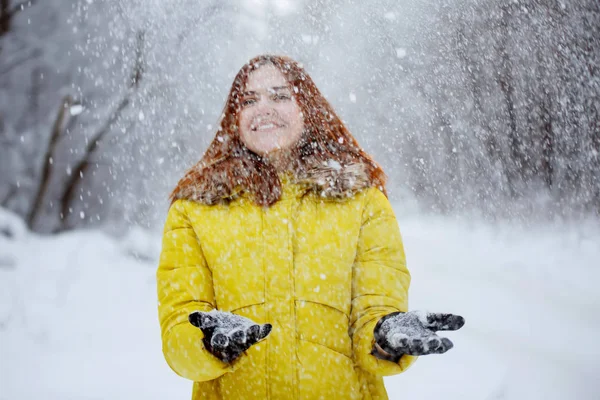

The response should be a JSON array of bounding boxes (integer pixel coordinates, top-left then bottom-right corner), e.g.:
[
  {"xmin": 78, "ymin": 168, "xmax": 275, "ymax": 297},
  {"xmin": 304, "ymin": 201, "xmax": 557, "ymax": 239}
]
[
  {"xmin": 1, "ymin": 0, "xmax": 598, "ymax": 234},
  {"xmin": 387, "ymin": 0, "xmax": 600, "ymax": 217}
]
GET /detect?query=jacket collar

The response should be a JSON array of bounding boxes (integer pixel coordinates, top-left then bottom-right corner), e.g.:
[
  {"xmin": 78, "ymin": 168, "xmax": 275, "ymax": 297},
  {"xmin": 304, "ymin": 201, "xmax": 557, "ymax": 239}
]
[
  {"xmin": 172, "ymin": 159, "xmax": 373, "ymax": 205},
  {"xmin": 293, "ymin": 161, "xmax": 372, "ymax": 199}
]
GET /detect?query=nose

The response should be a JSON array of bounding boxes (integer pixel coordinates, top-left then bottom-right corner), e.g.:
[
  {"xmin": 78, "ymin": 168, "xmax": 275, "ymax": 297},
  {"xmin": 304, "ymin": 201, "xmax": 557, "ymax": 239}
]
[{"xmin": 254, "ymin": 99, "xmax": 276, "ymax": 118}]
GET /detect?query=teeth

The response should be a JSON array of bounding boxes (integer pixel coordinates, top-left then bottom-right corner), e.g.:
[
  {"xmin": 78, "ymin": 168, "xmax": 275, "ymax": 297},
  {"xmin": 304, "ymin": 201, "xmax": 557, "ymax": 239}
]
[{"xmin": 256, "ymin": 123, "xmax": 277, "ymax": 130}]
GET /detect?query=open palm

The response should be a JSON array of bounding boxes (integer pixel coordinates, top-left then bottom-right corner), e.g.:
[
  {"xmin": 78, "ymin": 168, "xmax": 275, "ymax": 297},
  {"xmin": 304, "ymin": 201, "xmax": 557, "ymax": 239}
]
[{"xmin": 373, "ymin": 311, "xmax": 465, "ymax": 360}]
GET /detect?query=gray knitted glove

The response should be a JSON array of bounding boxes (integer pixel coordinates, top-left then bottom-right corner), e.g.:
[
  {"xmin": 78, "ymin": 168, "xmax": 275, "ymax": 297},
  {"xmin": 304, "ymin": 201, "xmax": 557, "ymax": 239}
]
[
  {"xmin": 372, "ymin": 311, "xmax": 465, "ymax": 361},
  {"xmin": 189, "ymin": 310, "xmax": 272, "ymax": 363}
]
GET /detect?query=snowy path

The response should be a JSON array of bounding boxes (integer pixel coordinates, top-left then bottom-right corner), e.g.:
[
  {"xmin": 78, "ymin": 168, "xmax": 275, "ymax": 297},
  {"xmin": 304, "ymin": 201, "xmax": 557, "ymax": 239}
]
[
  {"xmin": 1, "ymin": 209, "xmax": 599, "ymax": 399},
  {"xmin": 389, "ymin": 216, "xmax": 600, "ymax": 400}
]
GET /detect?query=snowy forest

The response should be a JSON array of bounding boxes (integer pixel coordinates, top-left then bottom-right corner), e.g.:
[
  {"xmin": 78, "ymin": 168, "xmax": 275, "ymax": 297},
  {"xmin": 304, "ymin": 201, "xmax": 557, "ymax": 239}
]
[
  {"xmin": 1, "ymin": 1, "xmax": 600, "ymax": 399},
  {"xmin": 1, "ymin": 0, "xmax": 598, "ymax": 233}
]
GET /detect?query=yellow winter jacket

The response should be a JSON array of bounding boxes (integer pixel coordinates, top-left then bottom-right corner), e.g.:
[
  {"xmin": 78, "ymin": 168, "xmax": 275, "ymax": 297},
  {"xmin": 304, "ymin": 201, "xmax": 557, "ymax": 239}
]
[{"xmin": 157, "ymin": 175, "xmax": 417, "ymax": 399}]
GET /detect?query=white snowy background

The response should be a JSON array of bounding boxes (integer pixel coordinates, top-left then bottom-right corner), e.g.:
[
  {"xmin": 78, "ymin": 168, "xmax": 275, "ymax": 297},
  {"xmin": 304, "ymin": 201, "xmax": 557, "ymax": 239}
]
[
  {"xmin": 1, "ymin": 0, "xmax": 600, "ymax": 399},
  {"xmin": 2, "ymin": 206, "xmax": 599, "ymax": 400}
]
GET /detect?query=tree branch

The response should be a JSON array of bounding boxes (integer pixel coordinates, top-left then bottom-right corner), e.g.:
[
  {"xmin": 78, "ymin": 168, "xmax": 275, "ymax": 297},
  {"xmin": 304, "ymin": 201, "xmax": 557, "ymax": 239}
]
[
  {"xmin": 0, "ymin": 48, "xmax": 42, "ymax": 75},
  {"xmin": 0, "ymin": 0, "xmax": 39, "ymax": 36},
  {"xmin": 0, "ymin": 183, "xmax": 18, "ymax": 208},
  {"xmin": 57, "ymin": 30, "xmax": 146, "ymax": 230},
  {"xmin": 26, "ymin": 95, "xmax": 73, "ymax": 229},
  {"xmin": 176, "ymin": 3, "xmax": 223, "ymax": 47}
]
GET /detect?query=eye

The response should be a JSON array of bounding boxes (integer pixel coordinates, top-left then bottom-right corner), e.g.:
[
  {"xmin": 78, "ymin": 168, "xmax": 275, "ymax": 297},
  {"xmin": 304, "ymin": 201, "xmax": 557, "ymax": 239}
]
[
  {"xmin": 242, "ymin": 98, "xmax": 256, "ymax": 106},
  {"xmin": 273, "ymin": 93, "xmax": 291, "ymax": 101}
]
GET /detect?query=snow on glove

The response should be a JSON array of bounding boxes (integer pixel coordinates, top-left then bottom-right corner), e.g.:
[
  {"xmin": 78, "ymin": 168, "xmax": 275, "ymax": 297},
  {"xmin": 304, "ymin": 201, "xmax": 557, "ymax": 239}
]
[
  {"xmin": 189, "ymin": 310, "xmax": 272, "ymax": 363},
  {"xmin": 372, "ymin": 311, "xmax": 465, "ymax": 361}
]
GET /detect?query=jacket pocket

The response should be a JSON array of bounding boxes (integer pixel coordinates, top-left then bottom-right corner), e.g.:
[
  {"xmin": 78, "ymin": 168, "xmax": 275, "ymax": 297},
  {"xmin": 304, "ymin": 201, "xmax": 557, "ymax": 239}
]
[
  {"xmin": 294, "ymin": 255, "xmax": 353, "ymax": 315},
  {"xmin": 295, "ymin": 300, "xmax": 352, "ymax": 358},
  {"xmin": 297, "ymin": 339, "xmax": 361, "ymax": 400},
  {"xmin": 212, "ymin": 256, "xmax": 265, "ymax": 312}
]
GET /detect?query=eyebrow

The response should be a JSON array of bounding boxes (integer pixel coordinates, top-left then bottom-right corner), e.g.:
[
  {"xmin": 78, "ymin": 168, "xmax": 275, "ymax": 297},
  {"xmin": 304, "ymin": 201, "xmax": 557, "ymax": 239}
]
[{"xmin": 242, "ymin": 86, "xmax": 291, "ymax": 96}]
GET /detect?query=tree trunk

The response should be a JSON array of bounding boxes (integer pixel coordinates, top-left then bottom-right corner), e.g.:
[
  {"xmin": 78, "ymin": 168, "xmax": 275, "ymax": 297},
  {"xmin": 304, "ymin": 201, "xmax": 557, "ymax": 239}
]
[
  {"xmin": 0, "ymin": 0, "xmax": 10, "ymax": 36},
  {"xmin": 26, "ymin": 95, "xmax": 73, "ymax": 229}
]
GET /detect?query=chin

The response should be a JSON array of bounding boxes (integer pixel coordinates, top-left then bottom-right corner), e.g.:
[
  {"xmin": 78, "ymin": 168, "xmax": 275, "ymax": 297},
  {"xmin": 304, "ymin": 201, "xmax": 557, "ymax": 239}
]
[{"xmin": 256, "ymin": 145, "xmax": 282, "ymax": 155}]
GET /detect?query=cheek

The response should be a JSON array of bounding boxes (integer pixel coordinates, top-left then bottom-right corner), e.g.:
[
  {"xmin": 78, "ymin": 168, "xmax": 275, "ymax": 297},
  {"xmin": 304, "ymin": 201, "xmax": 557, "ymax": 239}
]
[
  {"xmin": 238, "ymin": 110, "xmax": 251, "ymax": 127},
  {"xmin": 238, "ymin": 115, "xmax": 252, "ymax": 144},
  {"xmin": 279, "ymin": 104, "xmax": 303, "ymax": 125}
]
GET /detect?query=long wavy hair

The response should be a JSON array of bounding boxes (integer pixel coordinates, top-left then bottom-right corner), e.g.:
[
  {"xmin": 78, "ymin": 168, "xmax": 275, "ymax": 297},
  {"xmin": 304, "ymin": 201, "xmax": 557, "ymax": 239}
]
[{"xmin": 170, "ymin": 54, "xmax": 387, "ymax": 206}]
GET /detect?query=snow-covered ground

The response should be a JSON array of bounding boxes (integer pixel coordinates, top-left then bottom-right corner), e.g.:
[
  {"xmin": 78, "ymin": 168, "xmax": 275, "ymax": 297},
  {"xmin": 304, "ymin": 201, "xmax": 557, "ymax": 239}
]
[{"xmin": 1, "ymin": 206, "xmax": 599, "ymax": 400}]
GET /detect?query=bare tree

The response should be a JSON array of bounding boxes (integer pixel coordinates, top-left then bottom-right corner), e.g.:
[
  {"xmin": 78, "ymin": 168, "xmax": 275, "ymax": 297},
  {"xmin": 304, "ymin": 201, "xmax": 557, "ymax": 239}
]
[
  {"xmin": 57, "ymin": 30, "xmax": 146, "ymax": 231},
  {"xmin": 26, "ymin": 95, "xmax": 74, "ymax": 228}
]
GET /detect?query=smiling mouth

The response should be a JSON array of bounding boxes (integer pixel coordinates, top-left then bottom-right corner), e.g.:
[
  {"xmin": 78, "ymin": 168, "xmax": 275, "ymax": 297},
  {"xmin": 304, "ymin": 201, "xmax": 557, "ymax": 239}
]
[{"xmin": 251, "ymin": 121, "xmax": 284, "ymax": 131}]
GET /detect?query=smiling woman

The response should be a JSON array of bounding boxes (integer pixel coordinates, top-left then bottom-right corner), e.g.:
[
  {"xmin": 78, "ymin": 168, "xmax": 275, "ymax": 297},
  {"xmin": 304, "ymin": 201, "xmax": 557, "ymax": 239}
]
[{"xmin": 156, "ymin": 54, "xmax": 464, "ymax": 400}]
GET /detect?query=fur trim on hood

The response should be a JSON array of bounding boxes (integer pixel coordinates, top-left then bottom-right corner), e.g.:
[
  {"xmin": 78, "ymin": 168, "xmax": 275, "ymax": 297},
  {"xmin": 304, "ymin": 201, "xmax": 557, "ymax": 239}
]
[
  {"xmin": 170, "ymin": 158, "xmax": 377, "ymax": 206},
  {"xmin": 295, "ymin": 161, "xmax": 372, "ymax": 199}
]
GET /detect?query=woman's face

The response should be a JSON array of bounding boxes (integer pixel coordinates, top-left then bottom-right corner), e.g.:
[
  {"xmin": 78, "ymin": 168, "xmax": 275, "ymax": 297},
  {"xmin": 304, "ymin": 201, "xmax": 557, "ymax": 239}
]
[{"xmin": 238, "ymin": 64, "xmax": 304, "ymax": 156}]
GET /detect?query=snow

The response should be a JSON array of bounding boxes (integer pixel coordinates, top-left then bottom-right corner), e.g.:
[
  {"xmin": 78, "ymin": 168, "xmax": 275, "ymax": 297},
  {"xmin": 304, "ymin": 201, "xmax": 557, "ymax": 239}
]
[
  {"xmin": 69, "ymin": 104, "xmax": 84, "ymax": 116},
  {"xmin": 395, "ymin": 48, "xmax": 407, "ymax": 58},
  {"xmin": 199, "ymin": 310, "xmax": 254, "ymax": 331},
  {"xmin": 1, "ymin": 206, "xmax": 599, "ymax": 399},
  {"xmin": 386, "ymin": 214, "xmax": 600, "ymax": 400},
  {"xmin": 326, "ymin": 159, "xmax": 342, "ymax": 171}
]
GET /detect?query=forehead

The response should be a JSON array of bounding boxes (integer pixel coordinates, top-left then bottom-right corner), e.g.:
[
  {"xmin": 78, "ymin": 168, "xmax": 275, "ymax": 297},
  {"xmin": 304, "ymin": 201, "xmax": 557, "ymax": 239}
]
[{"xmin": 245, "ymin": 64, "xmax": 289, "ymax": 91}]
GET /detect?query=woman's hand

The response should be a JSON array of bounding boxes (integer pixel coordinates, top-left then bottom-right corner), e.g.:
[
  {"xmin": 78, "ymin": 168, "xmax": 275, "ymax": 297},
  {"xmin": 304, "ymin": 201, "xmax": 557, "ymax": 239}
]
[
  {"xmin": 372, "ymin": 311, "xmax": 465, "ymax": 361},
  {"xmin": 189, "ymin": 310, "xmax": 272, "ymax": 363}
]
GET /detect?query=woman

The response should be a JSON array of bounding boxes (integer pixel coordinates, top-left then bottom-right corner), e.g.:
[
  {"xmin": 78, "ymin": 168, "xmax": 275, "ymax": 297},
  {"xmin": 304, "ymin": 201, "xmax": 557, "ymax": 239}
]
[{"xmin": 157, "ymin": 54, "xmax": 464, "ymax": 400}]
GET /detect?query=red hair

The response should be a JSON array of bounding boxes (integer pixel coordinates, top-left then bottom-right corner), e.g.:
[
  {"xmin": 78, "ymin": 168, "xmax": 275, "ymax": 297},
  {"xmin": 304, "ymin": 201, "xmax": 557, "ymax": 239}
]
[{"xmin": 170, "ymin": 54, "xmax": 387, "ymax": 206}]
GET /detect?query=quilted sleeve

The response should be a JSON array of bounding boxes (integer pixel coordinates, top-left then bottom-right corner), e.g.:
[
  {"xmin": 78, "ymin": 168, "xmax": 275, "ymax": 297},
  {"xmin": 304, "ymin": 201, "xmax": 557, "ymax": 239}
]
[
  {"xmin": 350, "ymin": 187, "xmax": 418, "ymax": 376},
  {"xmin": 157, "ymin": 200, "xmax": 240, "ymax": 381}
]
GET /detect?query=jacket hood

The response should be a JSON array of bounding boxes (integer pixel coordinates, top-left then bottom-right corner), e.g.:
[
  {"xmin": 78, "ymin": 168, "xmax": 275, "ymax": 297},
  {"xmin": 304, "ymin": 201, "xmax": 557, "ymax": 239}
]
[
  {"xmin": 170, "ymin": 157, "xmax": 376, "ymax": 205},
  {"xmin": 295, "ymin": 160, "xmax": 373, "ymax": 198}
]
